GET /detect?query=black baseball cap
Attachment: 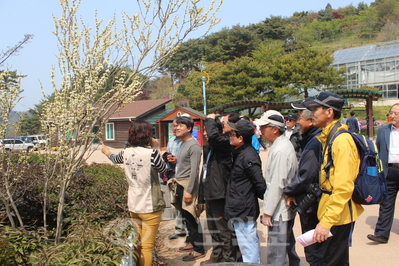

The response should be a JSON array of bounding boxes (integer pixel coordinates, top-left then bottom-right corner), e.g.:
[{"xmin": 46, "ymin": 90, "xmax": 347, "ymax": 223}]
[
  {"xmin": 227, "ymin": 120, "xmax": 254, "ymax": 137},
  {"xmin": 303, "ymin": 92, "xmax": 345, "ymax": 112},
  {"xmin": 291, "ymin": 97, "xmax": 316, "ymax": 110},
  {"xmin": 284, "ymin": 113, "xmax": 298, "ymax": 121}
]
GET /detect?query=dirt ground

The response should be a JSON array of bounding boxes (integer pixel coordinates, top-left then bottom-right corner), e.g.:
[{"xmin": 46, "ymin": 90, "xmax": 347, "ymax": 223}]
[
  {"xmin": 152, "ymin": 205, "xmax": 307, "ymax": 266},
  {"xmin": 88, "ymin": 146, "xmax": 399, "ymax": 266}
]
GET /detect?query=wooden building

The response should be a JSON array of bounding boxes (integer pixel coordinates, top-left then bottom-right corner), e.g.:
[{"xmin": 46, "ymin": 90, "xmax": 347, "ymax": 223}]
[
  {"xmin": 103, "ymin": 99, "xmax": 172, "ymax": 148},
  {"xmin": 156, "ymin": 107, "xmax": 206, "ymax": 150}
]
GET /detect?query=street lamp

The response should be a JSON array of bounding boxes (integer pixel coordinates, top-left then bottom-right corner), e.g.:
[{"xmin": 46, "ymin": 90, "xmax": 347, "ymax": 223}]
[{"xmin": 202, "ymin": 76, "xmax": 207, "ymax": 115}]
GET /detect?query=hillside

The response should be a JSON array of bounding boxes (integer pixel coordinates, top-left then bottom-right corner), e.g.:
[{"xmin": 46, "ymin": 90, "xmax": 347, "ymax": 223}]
[
  {"xmin": 148, "ymin": 0, "xmax": 399, "ymax": 110},
  {"xmin": 5, "ymin": 111, "xmax": 24, "ymax": 137}
]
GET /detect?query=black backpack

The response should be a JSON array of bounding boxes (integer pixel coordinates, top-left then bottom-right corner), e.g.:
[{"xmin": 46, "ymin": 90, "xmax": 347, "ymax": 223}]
[{"xmin": 325, "ymin": 130, "xmax": 387, "ymax": 205}]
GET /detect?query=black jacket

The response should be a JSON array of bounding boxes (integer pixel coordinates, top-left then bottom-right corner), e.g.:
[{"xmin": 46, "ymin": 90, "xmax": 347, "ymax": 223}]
[
  {"xmin": 284, "ymin": 126, "xmax": 321, "ymax": 214},
  {"xmin": 200, "ymin": 118, "xmax": 233, "ymax": 201},
  {"xmin": 225, "ymin": 143, "xmax": 266, "ymax": 222},
  {"xmin": 289, "ymin": 124, "xmax": 302, "ymax": 160}
]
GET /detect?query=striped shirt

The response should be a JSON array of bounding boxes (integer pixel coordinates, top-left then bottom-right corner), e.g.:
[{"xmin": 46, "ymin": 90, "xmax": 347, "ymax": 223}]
[{"xmin": 110, "ymin": 148, "xmax": 167, "ymax": 173}]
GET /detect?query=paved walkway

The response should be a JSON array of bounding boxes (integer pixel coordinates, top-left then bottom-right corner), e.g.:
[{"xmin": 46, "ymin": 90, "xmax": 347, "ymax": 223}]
[{"xmin": 88, "ymin": 147, "xmax": 399, "ymax": 265}]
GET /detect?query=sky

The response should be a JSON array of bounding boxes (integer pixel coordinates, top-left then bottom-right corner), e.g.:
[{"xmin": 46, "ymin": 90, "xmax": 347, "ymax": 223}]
[{"xmin": 0, "ymin": 0, "xmax": 376, "ymax": 111}]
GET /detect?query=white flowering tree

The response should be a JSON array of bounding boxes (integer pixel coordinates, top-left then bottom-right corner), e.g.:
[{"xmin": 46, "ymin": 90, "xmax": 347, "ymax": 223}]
[
  {"xmin": 0, "ymin": 71, "xmax": 25, "ymax": 228},
  {"xmin": 41, "ymin": 0, "xmax": 222, "ymax": 243}
]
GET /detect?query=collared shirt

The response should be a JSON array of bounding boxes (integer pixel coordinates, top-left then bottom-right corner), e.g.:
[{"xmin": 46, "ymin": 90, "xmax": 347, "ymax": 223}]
[
  {"xmin": 166, "ymin": 136, "xmax": 182, "ymax": 171},
  {"xmin": 389, "ymin": 125, "xmax": 399, "ymax": 163},
  {"xmin": 166, "ymin": 136, "xmax": 182, "ymax": 156},
  {"xmin": 285, "ymin": 128, "xmax": 293, "ymax": 139}
]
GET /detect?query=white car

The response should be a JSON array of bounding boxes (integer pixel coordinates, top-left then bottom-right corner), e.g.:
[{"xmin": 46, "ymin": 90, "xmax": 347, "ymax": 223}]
[
  {"xmin": 0, "ymin": 139, "xmax": 35, "ymax": 152},
  {"xmin": 28, "ymin": 135, "xmax": 47, "ymax": 149}
]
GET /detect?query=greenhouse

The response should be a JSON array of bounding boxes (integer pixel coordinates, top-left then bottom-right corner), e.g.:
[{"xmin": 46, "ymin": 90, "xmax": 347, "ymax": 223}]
[{"xmin": 332, "ymin": 40, "xmax": 399, "ymax": 99}]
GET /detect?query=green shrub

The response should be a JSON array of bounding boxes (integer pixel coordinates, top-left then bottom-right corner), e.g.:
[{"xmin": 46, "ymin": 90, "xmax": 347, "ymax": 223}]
[
  {"xmin": 64, "ymin": 163, "xmax": 128, "ymax": 222},
  {"xmin": 0, "ymin": 219, "xmax": 137, "ymax": 266},
  {"xmin": 0, "ymin": 225, "xmax": 48, "ymax": 265},
  {"xmin": 0, "ymin": 162, "xmax": 134, "ymax": 265},
  {"xmin": 26, "ymin": 153, "xmax": 49, "ymax": 164},
  {"xmin": 0, "ymin": 161, "xmax": 128, "ymax": 229}
]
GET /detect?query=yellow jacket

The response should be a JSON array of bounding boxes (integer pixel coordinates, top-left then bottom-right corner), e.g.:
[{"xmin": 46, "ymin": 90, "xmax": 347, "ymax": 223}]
[{"xmin": 317, "ymin": 120, "xmax": 364, "ymax": 230}]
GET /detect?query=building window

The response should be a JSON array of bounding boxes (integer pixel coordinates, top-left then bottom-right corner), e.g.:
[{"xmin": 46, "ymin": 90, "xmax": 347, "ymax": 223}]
[
  {"xmin": 106, "ymin": 123, "xmax": 114, "ymax": 140},
  {"xmin": 66, "ymin": 129, "xmax": 77, "ymax": 140}
]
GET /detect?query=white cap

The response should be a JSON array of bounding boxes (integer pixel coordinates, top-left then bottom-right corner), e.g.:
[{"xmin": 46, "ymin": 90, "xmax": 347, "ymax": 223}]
[
  {"xmin": 253, "ymin": 110, "xmax": 285, "ymax": 127},
  {"xmin": 176, "ymin": 112, "xmax": 191, "ymax": 118}
]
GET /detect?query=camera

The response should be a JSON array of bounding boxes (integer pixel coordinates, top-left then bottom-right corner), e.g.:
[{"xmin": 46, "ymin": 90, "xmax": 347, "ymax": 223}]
[{"xmin": 295, "ymin": 183, "xmax": 321, "ymax": 215}]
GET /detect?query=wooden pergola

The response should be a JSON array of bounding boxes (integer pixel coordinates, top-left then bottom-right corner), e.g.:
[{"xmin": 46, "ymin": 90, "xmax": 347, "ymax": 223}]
[
  {"xmin": 210, "ymin": 89, "xmax": 383, "ymax": 138},
  {"xmin": 210, "ymin": 100, "xmax": 301, "ymax": 117},
  {"xmin": 334, "ymin": 89, "xmax": 383, "ymax": 138}
]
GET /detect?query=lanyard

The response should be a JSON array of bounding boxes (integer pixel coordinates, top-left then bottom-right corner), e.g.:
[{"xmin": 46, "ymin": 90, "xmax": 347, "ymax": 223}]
[{"xmin": 202, "ymin": 147, "xmax": 212, "ymax": 182}]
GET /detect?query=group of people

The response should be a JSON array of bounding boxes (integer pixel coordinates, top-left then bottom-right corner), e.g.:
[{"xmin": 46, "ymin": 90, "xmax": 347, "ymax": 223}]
[
  {"xmin": 100, "ymin": 92, "xmax": 399, "ymax": 266},
  {"xmin": 341, "ymin": 110, "xmax": 377, "ymax": 134}
]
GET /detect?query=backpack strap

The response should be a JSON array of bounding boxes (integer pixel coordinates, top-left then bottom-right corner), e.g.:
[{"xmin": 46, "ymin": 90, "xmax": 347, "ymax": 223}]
[
  {"xmin": 320, "ymin": 122, "xmax": 343, "ymax": 195},
  {"xmin": 324, "ymin": 122, "xmax": 342, "ymax": 154},
  {"xmin": 322, "ymin": 123, "xmax": 344, "ymax": 181},
  {"xmin": 324, "ymin": 128, "xmax": 362, "ymax": 247},
  {"xmin": 348, "ymin": 200, "xmax": 354, "ymax": 247},
  {"xmin": 324, "ymin": 128, "xmax": 356, "ymax": 246}
]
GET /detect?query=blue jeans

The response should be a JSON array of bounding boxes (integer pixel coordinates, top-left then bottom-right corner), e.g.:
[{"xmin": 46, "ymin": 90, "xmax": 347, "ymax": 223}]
[{"xmin": 233, "ymin": 220, "xmax": 261, "ymax": 264}]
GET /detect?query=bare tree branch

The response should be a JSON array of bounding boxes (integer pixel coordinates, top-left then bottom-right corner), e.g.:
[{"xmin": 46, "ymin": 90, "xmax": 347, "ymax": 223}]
[{"xmin": 0, "ymin": 34, "xmax": 34, "ymax": 66}]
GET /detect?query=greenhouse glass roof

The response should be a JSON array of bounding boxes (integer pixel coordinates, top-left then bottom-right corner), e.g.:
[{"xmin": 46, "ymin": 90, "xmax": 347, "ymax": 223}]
[{"xmin": 333, "ymin": 40, "xmax": 399, "ymax": 65}]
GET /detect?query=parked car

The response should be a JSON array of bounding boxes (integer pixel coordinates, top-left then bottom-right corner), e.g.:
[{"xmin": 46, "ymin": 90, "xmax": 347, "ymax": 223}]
[
  {"xmin": 15, "ymin": 136, "xmax": 40, "ymax": 150},
  {"xmin": 28, "ymin": 135, "xmax": 47, "ymax": 149},
  {"xmin": 0, "ymin": 139, "xmax": 35, "ymax": 152},
  {"xmin": 16, "ymin": 136, "xmax": 36, "ymax": 145}
]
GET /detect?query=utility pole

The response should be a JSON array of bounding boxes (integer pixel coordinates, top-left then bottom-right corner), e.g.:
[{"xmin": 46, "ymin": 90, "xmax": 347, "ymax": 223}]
[{"xmin": 202, "ymin": 75, "xmax": 207, "ymax": 115}]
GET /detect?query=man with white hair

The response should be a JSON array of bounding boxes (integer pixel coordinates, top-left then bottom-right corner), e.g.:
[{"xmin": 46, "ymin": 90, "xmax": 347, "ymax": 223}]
[
  {"xmin": 284, "ymin": 98, "xmax": 322, "ymax": 264},
  {"xmin": 255, "ymin": 110, "xmax": 300, "ymax": 266}
]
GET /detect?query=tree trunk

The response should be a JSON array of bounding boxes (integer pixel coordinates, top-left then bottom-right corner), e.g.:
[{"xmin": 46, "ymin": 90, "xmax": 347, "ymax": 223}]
[
  {"xmin": 304, "ymin": 88, "xmax": 309, "ymax": 98},
  {"xmin": 1, "ymin": 198, "xmax": 16, "ymax": 228},
  {"xmin": 55, "ymin": 181, "xmax": 67, "ymax": 244},
  {"xmin": 43, "ymin": 178, "xmax": 48, "ymax": 229},
  {"xmin": 4, "ymin": 177, "xmax": 24, "ymax": 227}
]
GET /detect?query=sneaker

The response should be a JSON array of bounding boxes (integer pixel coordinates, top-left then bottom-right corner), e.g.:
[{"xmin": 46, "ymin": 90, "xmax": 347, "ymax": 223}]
[{"xmin": 182, "ymin": 251, "xmax": 205, "ymax": 261}]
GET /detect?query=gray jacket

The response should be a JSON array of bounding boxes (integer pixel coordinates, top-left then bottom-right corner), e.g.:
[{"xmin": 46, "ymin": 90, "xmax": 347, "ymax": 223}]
[{"xmin": 263, "ymin": 135, "xmax": 297, "ymax": 222}]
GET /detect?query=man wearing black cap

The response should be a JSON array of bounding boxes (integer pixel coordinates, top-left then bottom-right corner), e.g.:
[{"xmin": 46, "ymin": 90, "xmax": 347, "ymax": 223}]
[
  {"xmin": 284, "ymin": 98, "xmax": 322, "ymax": 264},
  {"xmin": 224, "ymin": 119, "xmax": 266, "ymax": 264},
  {"xmin": 284, "ymin": 112, "xmax": 301, "ymax": 160},
  {"xmin": 303, "ymin": 92, "xmax": 363, "ymax": 265}
]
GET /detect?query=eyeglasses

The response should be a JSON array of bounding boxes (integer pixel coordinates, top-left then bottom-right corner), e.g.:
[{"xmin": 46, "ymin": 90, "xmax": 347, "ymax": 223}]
[
  {"xmin": 285, "ymin": 119, "xmax": 293, "ymax": 122},
  {"xmin": 229, "ymin": 133, "xmax": 237, "ymax": 138},
  {"xmin": 389, "ymin": 111, "xmax": 399, "ymax": 116}
]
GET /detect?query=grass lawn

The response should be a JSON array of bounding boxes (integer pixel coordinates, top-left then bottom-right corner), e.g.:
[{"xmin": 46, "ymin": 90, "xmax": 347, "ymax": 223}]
[
  {"xmin": 342, "ymin": 105, "xmax": 391, "ymax": 138},
  {"xmin": 343, "ymin": 105, "xmax": 391, "ymax": 121}
]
